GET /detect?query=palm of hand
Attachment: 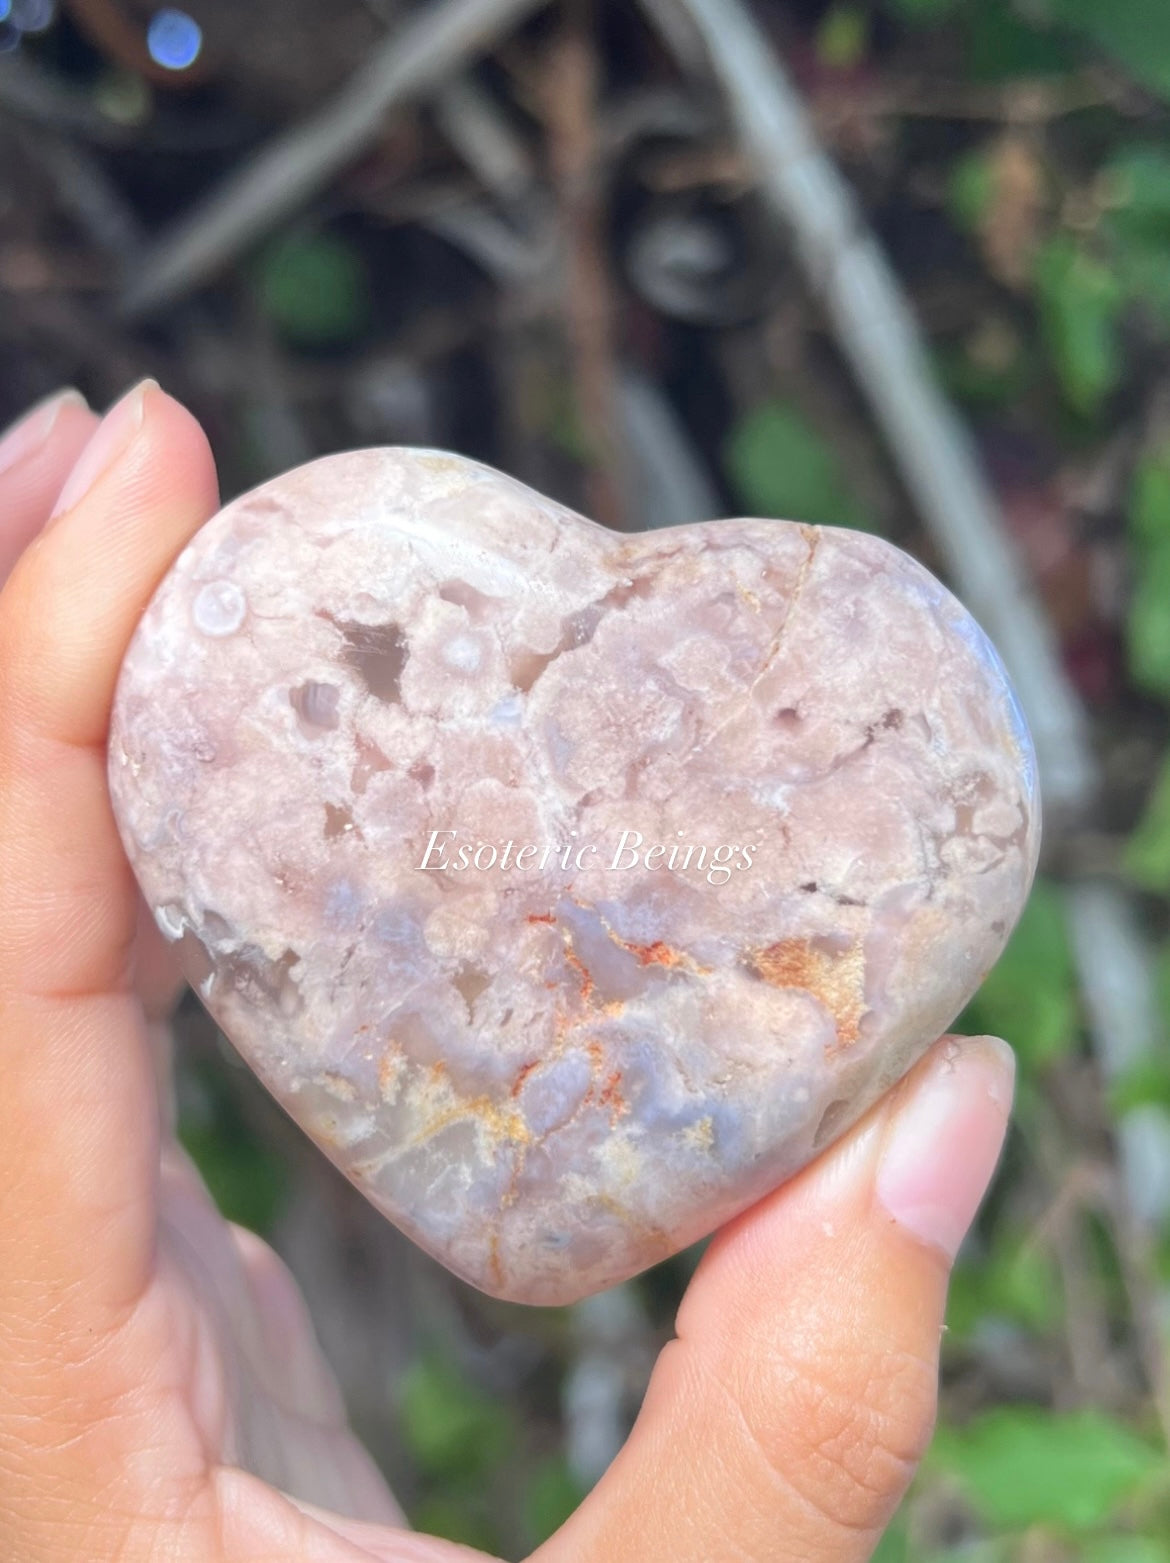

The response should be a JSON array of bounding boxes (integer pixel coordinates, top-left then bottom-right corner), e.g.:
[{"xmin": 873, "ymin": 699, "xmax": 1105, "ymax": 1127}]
[{"xmin": 0, "ymin": 383, "xmax": 1011, "ymax": 1563}]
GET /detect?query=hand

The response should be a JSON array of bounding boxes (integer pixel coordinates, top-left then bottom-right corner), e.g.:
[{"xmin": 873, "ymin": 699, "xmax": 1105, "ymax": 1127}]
[{"xmin": 0, "ymin": 381, "xmax": 1014, "ymax": 1563}]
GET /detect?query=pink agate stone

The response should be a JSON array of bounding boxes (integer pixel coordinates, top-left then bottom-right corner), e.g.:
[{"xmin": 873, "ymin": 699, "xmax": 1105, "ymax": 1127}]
[{"xmin": 108, "ymin": 449, "xmax": 1039, "ymax": 1304}]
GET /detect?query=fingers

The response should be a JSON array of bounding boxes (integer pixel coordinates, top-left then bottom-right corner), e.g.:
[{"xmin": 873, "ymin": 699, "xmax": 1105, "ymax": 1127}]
[
  {"xmin": 0, "ymin": 389, "xmax": 99, "ymax": 587},
  {"xmin": 537, "ymin": 1035, "xmax": 1014, "ymax": 1563},
  {"xmin": 0, "ymin": 381, "xmax": 218, "ymax": 1334},
  {"xmin": 213, "ymin": 1471, "xmax": 495, "ymax": 1563},
  {"xmin": 0, "ymin": 386, "xmax": 186, "ymax": 1035}
]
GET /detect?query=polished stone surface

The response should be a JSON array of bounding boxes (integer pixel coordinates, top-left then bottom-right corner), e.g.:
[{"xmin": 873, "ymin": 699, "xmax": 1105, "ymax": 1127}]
[{"xmin": 109, "ymin": 449, "xmax": 1040, "ymax": 1303}]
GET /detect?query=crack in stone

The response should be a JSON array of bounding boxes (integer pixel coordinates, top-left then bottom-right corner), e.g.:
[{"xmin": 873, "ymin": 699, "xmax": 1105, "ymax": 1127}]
[
  {"xmin": 689, "ymin": 525, "xmax": 821, "ymax": 766},
  {"xmin": 508, "ymin": 574, "xmax": 656, "ymax": 697}
]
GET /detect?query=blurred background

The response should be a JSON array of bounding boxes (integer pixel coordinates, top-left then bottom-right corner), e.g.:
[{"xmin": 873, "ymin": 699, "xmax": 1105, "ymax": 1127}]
[{"xmin": 3, "ymin": 0, "xmax": 1170, "ymax": 1556}]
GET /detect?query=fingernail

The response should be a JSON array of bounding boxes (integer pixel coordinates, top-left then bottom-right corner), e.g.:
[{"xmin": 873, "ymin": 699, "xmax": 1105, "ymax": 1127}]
[
  {"xmin": 50, "ymin": 379, "xmax": 156, "ymax": 520},
  {"xmin": 0, "ymin": 388, "xmax": 89, "ymax": 479},
  {"xmin": 876, "ymin": 1035, "xmax": 1014, "ymax": 1261}
]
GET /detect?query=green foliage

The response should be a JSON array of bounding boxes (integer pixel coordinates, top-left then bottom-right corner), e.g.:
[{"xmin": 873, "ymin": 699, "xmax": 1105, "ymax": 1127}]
[
  {"xmin": 523, "ymin": 1455, "xmax": 585, "ymax": 1546},
  {"xmin": 939, "ymin": 322, "xmax": 1035, "ymax": 410},
  {"xmin": 1127, "ymin": 544, "xmax": 1170, "ymax": 700},
  {"xmin": 410, "ymin": 1495, "xmax": 502, "ymax": 1554},
  {"xmin": 1082, "ymin": 1541, "xmax": 1170, "ymax": 1563},
  {"xmin": 929, "ymin": 1406, "xmax": 1163, "ymax": 1531},
  {"xmin": 1034, "ymin": 236, "xmax": 1123, "ymax": 417},
  {"xmin": 1154, "ymin": 945, "xmax": 1170, "ymax": 1054},
  {"xmin": 870, "ymin": 1518, "xmax": 909, "ymax": 1562},
  {"xmin": 1104, "ymin": 149, "xmax": 1170, "ymax": 331},
  {"xmin": 1106, "ymin": 149, "xmax": 1170, "ymax": 243},
  {"xmin": 1126, "ymin": 446, "xmax": 1170, "ymax": 701},
  {"xmin": 1125, "ymin": 755, "xmax": 1170, "ymax": 891},
  {"xmin": 948, "ymin": 147, "xmax": 997, "ymax": 234},
  {"xmin": 884, "ymin": 0, "xmax": 960, "ymax": 23},
  {"xmin": 256, "ymin": 231, "xmax": 372, "ymax": 349},
  {"xmin": 1108, "ymin": 995, "xmax": 1170, "ymax": 1110},
  {"xmin": 1130, "ymin": 444, "xmax": 1170, "ymax": 551},
  {"xmin": 962, "ymin": 879, "xmax": 1078, "ymax": 1066},
  {"xmin": 816, "ymin": 4, "xmax": 869, "ymax": 69},
  {"xmin": 177, "ymin": 1058, "xmax": 286, "ymax": 1235},
  {"xmin": 398, "ymin": 1354, "xmax": 516, "ymax": 1480},
  {"xmin": 723, "ymin": 399, "xmax": 876, "ymax": 531},
  {"xmin": 946, "ymin": 1232, "xmax": 1064, "ymax": 1338},
  {"xmin": 1036, "ymin": 0, "xmax": 1170, "ymax": 102},
  {"xmin": 964, "ymin": 0, "xmax": 1073, "ymax": 79}
]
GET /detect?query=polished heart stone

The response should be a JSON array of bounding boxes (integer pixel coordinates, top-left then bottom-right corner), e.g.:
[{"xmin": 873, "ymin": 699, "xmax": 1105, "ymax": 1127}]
[{"xmin": 109, "ymin": 449, "xmax": 1039, "ymax": 1304}]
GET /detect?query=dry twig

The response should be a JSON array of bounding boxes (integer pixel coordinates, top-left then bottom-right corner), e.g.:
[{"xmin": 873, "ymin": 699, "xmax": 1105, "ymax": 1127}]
[
  {"xmin": 642, "ymin": 0, "xmax": 1096, "ymax": 821},
  {"xmin": 121, "ymin": 0, "xmax": 553, "ymax": 318},
  {"xmin": 541, "ymin": 2, "xmax": 627, "ymax": 530},
  {"xmin": 0, "ymin": 54, "xmax": 130, "ymax": 144}
]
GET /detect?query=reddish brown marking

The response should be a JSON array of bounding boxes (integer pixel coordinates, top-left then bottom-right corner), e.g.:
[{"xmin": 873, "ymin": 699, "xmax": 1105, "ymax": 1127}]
[
  {"xmin": 599, "ymin": 1070, "xmax": 627, "ymax": 1120},
  {"xmin": 627, "ymin": 940, "xmax": 684, "ymax": 967},
  {"xmin": 610, "ymin": 934, "xmax": 708, "ymax": 974},
  {"xmin": 510, "ymin": 1060, "xmax": 540, "ymax": 1098},
  {"xmin": 527, "ymin": 912, "xmax": 556, "ymax": 925},
  {"xmin": 563, "ymin": 942, "xmax": 595, "ymax": 1003},
  {"xmin": 747, "ymin": 937, "xmax": 866, "ymax": 1049}
]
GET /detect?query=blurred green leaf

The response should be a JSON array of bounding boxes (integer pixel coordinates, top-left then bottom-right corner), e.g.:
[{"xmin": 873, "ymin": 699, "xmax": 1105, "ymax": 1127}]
[
  {"xmin": 1037, "ymin": 0, "xmax": 1170, "ymax": 101},
  {"xmin": 937, "ymin": 320, "xmax": 1035, "ymax": 410},
  {"xmin": 921, "ymin": 1546, "xmax": 1012, "ymax": 1563},
  {"xmin": 177, "ymin": 1060, "xmax": 286, "ymax": 1235},
  {"xmin": 1125, "ymin": 540, "xmax": 1170, "ymax": 699},
  {"xmin": 177, "ymin": 1121, "xmax": 285, "ymax": 1235},
  {"xmin": 398, "ymin": 1355, "xmax": 515, "ymax": 1480},
  {"xmin": 963, "ymin": 879, "xmax": 1077, "ymax": 1066},
  {"xmin": 1107, "ymin": 148, "xmax": 1170, "ymax": 241},
  {"xmin": 1155, "ymin": 944, "xmax": 1170, "ymax": 1047},
  {"xmin": 947, "ymin": 1235, "xmax": 1064, "ymax": 1338},
  {"xmin": 929, "ymin": 1407, "xmax": 1162, "ymax": 1531},
  {"xmin": 1130, "ymin": 445, "xmax": 1170, "ymax": 550},
  {"xmin": 548, "ymin": 386, "xmax": 592, "ymax": 464},
  {"xmin": 884, "ymin": 0, "xmax": 960, "ymax": 23},
  {"xmin": 870, "ymin": 1517, "xmax": 909, "ymax": 1562},
  {"xmin": 817, "ymin": 4, "xmax": 869, "ymax": 68},
  {"xmin": 949, "ymin": 147, "xmax": 998, "ymax": 234},
  {"xmin": 1083, "ymin": 1540, "xmax": 1170, "ymax": 1563},
  {"xmin": 964, "ymin": 0, "xmax": 1073, "ymax": 79},
  {"xmin": 1125, "ymin": 754, "xmax": 1170, "ymax": 890},
  {"xmin": 410, "ymin": 1495, "xmax": 502, "ymax": 1554},
  {"xmin": 723, "ymin": 400, "xmax": 876, "ymax": 531},
  {"xmin": 1104, "ymin": 150, "xmax": 1170, "ymax": 331},
  {"xmin": 1115, "ymin": 241, "xmax": 1170, "ymax": 332},
  {"xmin": 1035, "ymin": 236, "xmax": 1123, "ymax": 417},
  {"xmin": 1127, "ymin": 448, "xmax": 1170, "ymax": 692},
  {"xmin": 1108, "ymin": 1046, "xmax": 1170, "ymax": 1117},
  {"xmin": 256, "ymin": 231, "xmax": 372, "ymax": 349},
  {"xmin": 523, "ymin": 1456, "xmax": 585, "ymax": 1546}
]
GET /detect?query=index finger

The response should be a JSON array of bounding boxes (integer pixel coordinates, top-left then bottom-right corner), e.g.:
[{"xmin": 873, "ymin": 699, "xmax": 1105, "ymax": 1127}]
[
  {"xmin": 0, "ymin": 380, "xmax": 218, "ymax": 1333},
  {"xmin": 0, "ymin": 389, "xmax": 99, "ymax": 586}
]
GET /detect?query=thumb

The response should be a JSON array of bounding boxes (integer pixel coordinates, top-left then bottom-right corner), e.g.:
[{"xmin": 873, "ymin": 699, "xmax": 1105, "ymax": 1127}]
[{"xmin": 535, "ymin": 1033, "xmax": 1014, "ymax": 1563}]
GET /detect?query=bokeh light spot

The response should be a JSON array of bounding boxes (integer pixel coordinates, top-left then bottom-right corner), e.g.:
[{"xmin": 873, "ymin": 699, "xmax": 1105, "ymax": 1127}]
[
  {"xmin": 146, "ymin": 8, "xmax": 202, "ymax": 71},
  {"xmin": 12, "ymin": 0, "xmax": 55, "ymax": 32},
  {"xmin": 0, "ymin": 3, "xmax": 12, "ymax": 24}
]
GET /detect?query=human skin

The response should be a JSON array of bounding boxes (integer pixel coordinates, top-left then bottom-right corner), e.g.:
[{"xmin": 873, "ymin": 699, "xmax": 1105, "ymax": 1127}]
[{"xmin": 0, "ymin": 380, "xmax": 1015, "ymax": 1563}]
